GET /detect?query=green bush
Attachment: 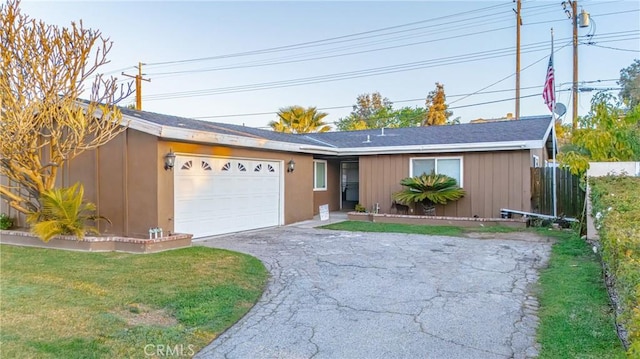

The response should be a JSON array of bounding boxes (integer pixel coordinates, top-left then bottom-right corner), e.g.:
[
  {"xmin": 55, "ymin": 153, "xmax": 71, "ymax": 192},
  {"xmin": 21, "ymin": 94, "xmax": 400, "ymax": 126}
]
[
  {"xmin": 590, "ymin": 176, "xmax": 640, "ymax": 356},
  {"xmin": 0, "ymin": 213, "xmax": 13, "ymax": 230},
  {"xmin": 354, "ymin": 203, "xmax": 366, "ymax": 213}
]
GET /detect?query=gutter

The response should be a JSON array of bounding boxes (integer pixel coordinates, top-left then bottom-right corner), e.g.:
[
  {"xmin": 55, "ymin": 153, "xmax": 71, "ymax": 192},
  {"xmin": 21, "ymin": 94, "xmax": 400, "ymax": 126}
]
[
  {"xmin": 299, "ymin": 140, "xmax": 543, "ymax": 156},
  {"xmin": 123, "ymin": 114, "xmax": 547, "ymax": 156}
]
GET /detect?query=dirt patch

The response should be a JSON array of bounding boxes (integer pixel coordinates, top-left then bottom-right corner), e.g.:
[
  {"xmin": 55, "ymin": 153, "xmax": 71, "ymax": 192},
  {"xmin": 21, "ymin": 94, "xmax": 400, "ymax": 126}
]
[
  {"xmin": 464, "ymin": 231, "xmax": 555, "ymax": 243},
  {"xmin": 114, "ymin": 304, "xmax": 178, "ymax": 327}
]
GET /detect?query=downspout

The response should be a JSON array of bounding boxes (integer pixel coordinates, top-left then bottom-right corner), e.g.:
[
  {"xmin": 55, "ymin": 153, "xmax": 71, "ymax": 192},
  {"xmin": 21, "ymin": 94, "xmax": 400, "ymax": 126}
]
[
  {"xmin": 95, "ymin": 145, "xmax": 100, "ymax": 232},
  {"xmin": 124, "ymin": 130, "xmax": 129, "ymax": 236}
]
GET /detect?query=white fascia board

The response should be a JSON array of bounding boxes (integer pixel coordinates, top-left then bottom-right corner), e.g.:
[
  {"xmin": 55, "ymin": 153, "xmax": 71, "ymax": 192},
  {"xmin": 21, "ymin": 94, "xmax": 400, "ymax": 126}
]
[
  {"xmin": 158, "ymin": 126, "xmax": 326, "ymax": 154},
  {"xmin": 122, "ymin": 114, "xmax": 163, "ymax": 136},
  {"xmin": 301, "ymin": 140, "xmax": 545, "ymax": 156},
  {"xmin": 123, "ymin": 114, "xmax": 547, "ymax": 156}
]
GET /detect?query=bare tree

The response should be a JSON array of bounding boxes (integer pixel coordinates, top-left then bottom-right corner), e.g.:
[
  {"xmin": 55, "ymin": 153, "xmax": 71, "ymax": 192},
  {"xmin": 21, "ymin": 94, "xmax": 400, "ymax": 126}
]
[{"xmin": 0, "ymin": 0, "xmax": 133, "ymax": 214}]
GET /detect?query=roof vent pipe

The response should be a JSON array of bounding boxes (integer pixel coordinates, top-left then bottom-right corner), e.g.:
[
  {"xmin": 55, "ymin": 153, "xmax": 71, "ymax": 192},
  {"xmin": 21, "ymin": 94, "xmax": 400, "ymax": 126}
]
[
  {"xmin": 363, "ymin": 135, "xmax": 371, "ymax": 143},
  {"xmin": 381, "ymin": 128, "xmax": 385, "ymax": 136}
]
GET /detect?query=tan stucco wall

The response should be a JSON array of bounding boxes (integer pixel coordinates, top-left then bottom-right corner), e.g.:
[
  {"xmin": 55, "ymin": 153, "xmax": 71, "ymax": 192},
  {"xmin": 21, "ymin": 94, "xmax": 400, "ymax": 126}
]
[
  {"xmin": 359, "ymin": 150, "xmax": 533, "ymax": 218},
  {"xmin": 157, "ymin": 140, "xmax": 315, "ymax": 232},
  {"xmin": 0, "ymin": 129, "xmax": 316, "ymax": 237},
  {"xmin": 313, "ymin": 159, "xmax": 341, "ymax": 215}
]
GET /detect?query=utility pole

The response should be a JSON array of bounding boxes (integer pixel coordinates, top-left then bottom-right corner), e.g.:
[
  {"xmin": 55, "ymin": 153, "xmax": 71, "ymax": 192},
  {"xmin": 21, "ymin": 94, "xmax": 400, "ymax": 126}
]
[
  {"xmin": 562, "ymin": 1, "xmax": 589, "ymax": 130},
  {"xmin": 514, "ymin": 0, "xmax": 522, "ymax": 120},
  {"xmin": 571, "ymin": 0, "xmax": 578, "ymax": 130},
  {"xmin": 122, "ymin": 62, "xmax": 151, "ymax": 111}
]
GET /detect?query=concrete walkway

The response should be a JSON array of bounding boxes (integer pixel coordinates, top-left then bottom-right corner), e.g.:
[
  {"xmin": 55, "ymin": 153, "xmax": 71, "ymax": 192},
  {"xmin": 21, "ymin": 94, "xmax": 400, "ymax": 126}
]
[{"xmin": 196, "ymin": 221, "xmax": 551, "ymax": 359}]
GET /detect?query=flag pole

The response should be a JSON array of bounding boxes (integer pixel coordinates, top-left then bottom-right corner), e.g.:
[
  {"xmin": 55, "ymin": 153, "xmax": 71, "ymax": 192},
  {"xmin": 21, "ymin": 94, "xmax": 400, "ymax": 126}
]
[{"xmin": 551, "ymin": 28, "xmax": 558, "ymax": 218}]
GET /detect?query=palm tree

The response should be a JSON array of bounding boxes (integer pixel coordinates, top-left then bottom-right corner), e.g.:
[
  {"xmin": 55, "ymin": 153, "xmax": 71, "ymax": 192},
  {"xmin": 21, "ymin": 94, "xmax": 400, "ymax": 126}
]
[
  {"xmin": 269, "ymin": 106, "xmax": 331, "ymax": 134},
  {"xmin": 392, "ymin": 173, "xmax": 465, "ymax": 216},
  {"xmin": 27, "ymin": 183, "xmax": 108, "ymax": 242}
]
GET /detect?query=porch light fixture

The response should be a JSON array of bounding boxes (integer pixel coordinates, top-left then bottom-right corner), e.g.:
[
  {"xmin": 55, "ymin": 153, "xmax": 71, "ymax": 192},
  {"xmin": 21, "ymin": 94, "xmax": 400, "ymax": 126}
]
[
  {"xmin": 164, "ymin": 149, "xmax": 176, "ymax": 171},
  {"xmin": 287, "ymin": 159, "xmax": 295, "ymax": 173}
]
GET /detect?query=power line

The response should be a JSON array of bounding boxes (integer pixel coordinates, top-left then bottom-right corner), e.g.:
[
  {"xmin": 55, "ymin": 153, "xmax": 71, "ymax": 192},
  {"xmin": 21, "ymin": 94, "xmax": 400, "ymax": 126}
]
[
  {"xmin": 145, "ymin": 2, "xmax": 515, "ymax": 67},
  {"xmin": 143, "ymin": 29, "xmax": 636, "ymax": 101},
  {"xmin": 144, "ymin": 41, "xmax": 562, "ymax": 100},
  {"xmin": 581, "ymin": 42, "xmax": 639, "ymax": 52},
  {"xmin": 450, "ymin": 42, "xmax": 572, "ymax": 106},
  {"xmin": 142, "ymin": 6, "xmax": 637, "ymax": 79},
  {"xmin": 192, "ymin": 82, "xmax": 606, "ymax": 120},
  {"xmin": 148, "ymin": 7, "xmax": 586, "ymax": 78},
  {"xmin": 147, "ymin": 24, "xmax": 515, "ymax": 78}
]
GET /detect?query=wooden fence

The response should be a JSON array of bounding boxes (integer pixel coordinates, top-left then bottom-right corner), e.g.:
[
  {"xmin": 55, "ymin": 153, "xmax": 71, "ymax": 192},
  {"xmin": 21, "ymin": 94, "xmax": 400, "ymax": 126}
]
[{"xmin": 531, "ymin": 167, "xmax": 585, "ymax": 219}]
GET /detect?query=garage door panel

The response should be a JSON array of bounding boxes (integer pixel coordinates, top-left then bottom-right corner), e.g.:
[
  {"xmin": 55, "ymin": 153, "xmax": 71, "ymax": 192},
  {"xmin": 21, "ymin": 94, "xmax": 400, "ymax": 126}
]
[{"xmin": 174, "ymin": 156, "xmax": 282, "ymax": 238}]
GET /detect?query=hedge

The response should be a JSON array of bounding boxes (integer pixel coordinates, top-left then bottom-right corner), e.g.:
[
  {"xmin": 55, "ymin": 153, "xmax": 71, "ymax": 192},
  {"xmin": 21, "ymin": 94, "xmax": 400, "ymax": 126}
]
[{"xmin": 590, "ymin": 176, "xmax": 640, "ymax": 357}]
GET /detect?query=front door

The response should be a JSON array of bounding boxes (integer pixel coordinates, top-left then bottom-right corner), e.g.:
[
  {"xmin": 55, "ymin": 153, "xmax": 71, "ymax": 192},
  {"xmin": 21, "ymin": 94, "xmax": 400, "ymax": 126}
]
[{"xmin": 340, "ymin": 161, "xmax": 359, "ymax": 210}]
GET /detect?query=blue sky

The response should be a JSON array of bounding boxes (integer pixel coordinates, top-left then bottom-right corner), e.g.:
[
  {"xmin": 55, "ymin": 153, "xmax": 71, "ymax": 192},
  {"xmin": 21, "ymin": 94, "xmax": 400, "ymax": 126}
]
[{"xmin": 21, "ymin": 0, "xmax": 640, "ymax": 128}]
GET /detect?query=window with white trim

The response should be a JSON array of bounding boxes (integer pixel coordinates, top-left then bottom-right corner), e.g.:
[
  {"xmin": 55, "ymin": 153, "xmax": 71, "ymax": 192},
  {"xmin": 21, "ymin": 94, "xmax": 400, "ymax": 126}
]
[
  {"xmin": 410, "ymin": 157, "xmax": 463, "ymax": 187},
  {"xmin": 314, "ymin": 160, "xmax": 327, "ymax": 191}
]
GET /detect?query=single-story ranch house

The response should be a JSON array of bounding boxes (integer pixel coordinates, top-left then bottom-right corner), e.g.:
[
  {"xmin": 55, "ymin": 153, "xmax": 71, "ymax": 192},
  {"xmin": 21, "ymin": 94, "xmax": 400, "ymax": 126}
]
[{"xmin": 1, "ymin": 108, "xmax": 554, "ymax": 239}]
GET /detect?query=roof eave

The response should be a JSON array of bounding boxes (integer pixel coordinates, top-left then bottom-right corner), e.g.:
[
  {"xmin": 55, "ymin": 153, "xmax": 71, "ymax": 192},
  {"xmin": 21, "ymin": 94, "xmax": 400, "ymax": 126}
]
[
  {"xmin": 123, "ymin": 114, "xmax": 548, "ymax": 156},
  {"xmin": 301, "ymin": 140, "xmax": 545, "ymax": 156},
  {"xmin": 158, "ymin": 126, "xmax": 337, "ymax": 154}
]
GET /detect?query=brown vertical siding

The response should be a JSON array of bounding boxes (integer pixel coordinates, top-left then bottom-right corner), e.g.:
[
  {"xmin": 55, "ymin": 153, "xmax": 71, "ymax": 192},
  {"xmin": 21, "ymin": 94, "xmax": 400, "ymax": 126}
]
[
  {"xmin": 358, "ymin": 150, "xmax": 533, "ymax": 218},
  {"xmin": 96, "ymin": 132, "xmax": 127, "ymax": 235},
  {"xmin": 126, "ymin": 130, "xmax": 159, "ymax": 237},
  {"xmin": 313, "ymin": 159, "xmax": 340, "ymax": 214},
  {"xmin": 66, "ymin": 150, "xmax": 97, "ymax": 206}
]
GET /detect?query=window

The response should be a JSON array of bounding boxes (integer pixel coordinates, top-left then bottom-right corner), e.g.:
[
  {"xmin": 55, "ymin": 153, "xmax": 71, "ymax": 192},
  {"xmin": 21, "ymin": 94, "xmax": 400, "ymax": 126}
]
[
  {"xmin": 314, "ymin": 160, "xmax": 327, "ymax": 191},
  {"xmin": 410, "ymin": 157, "xmax": 463, "ymax": 187}
]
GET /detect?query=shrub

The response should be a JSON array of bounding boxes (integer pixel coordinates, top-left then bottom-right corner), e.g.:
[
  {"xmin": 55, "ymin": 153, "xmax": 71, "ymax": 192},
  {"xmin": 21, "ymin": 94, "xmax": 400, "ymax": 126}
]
[
  {"xmin": 0, "ymin": 213, "xmax": 13, "ymax": 230},
  {"xmin": 26, "ymin": 183, "xmax": 108, "ymax": 242},
  {"xmin": 354, "ymin": 203, "xmax": 366, "ymax": 213},
  {"xmin": 590, "ymin": 175, "xmax": 640, "ymax": 355},
  {"xmin": 393, "ymin": 173, "xmax": 465, "ymax": 215}
]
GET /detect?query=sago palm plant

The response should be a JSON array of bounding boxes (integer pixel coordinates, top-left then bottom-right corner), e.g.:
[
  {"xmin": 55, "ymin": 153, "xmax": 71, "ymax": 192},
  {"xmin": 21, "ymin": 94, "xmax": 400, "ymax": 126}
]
[
  {"xmin": 393, "ymin": 173, "xmax": 465, "ymax": 215},
  {"xmin": 26, "ymin": 183, "xmax": 107, "ymax": 242}
]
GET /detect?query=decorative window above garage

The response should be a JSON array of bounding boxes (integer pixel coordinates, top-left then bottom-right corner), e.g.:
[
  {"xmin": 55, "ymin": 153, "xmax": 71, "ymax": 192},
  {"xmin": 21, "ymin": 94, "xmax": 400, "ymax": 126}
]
[{"xmin": 181, "ymin": 160, "xmax": 192, "ymax": 170}]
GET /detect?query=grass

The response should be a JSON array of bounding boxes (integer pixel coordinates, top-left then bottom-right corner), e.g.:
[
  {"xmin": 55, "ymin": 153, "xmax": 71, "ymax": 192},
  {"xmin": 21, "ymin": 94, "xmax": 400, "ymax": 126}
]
[
  {"xmin": 535, "ymin": 229, "xmax": 626, "ymax": 358},
  {"xmin": 321, "ymin": 220, "xmax": 625, "ymax": 357},
  {"xmin": 0, "ymin": 245, "xmax": 268, "ymax": 358},
  {"xmin": 319, "ymin": 220, "xmax": 520, "ymax": 236}
]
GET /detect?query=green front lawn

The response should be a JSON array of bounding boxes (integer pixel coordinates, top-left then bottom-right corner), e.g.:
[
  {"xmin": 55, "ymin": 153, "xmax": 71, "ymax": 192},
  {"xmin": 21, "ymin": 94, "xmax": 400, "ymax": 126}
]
[
  {"xmin": 536, "ymin": 230, "xmax": 626, "ymax": 358},
  {"xmin": 320, "ymin": 220, "xmax": 519, "ymax": 236},
  {"xmin": 320, "ymin": 221, "xmax": 464, "ymax": 236},
  {"xmin": 0, "ymin": 245, "xmax": 268, "ymax": 358}
]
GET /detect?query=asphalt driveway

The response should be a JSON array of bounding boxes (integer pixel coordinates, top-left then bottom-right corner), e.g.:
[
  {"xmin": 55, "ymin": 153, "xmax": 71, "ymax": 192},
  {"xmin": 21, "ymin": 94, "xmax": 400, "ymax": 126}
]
[{"xmin": 196, "ymin": 226, "xmax": 552, "ymax": 359}]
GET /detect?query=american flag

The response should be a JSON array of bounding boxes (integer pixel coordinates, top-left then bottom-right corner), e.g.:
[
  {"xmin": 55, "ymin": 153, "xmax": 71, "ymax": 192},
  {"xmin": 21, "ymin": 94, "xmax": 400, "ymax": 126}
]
[{"xmin": 542, "ymin": 54, "xmax": 555, "ymax": 112}]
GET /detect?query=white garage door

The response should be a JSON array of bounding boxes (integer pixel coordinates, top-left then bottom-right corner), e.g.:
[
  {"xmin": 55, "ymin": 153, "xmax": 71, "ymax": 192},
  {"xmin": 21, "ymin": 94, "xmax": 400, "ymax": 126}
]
[{"xmin": 174, "ymin": 156, "xmax": 283, "ymax": 238}]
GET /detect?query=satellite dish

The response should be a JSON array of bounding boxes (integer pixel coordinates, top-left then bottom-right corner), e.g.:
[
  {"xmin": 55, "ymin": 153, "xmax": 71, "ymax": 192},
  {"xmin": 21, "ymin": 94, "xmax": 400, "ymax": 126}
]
[{"xmin": 554, "ymin": 103, "xmax": 567, "ymax": 117}]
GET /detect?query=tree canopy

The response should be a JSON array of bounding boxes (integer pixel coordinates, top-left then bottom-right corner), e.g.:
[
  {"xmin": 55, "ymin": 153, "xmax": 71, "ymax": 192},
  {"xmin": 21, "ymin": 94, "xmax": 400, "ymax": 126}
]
[
  {"xmin": 335, "ymin": 92, "xmax": 395, "ymax": 131},
  {"xmin": 618, "ymin": 59, "xmax": 640, "ymax": 109},
  {"xmin": 335, "ymin": 86, "xmax": 455, "ymax": 131},
  {"xmin": 0, "ymin": 0, "xmax": 132, "ymax": 214},
  {"xmin": 422, "ymin": 82, "xmax": 452, "ymax": 126},
  {"xmin": 269, "ymin": 106, "xmax": 330, "ymax": 134},
  {"xmin": 558, "ymin": 92, "xmax": 640, "ymax": 176}
]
